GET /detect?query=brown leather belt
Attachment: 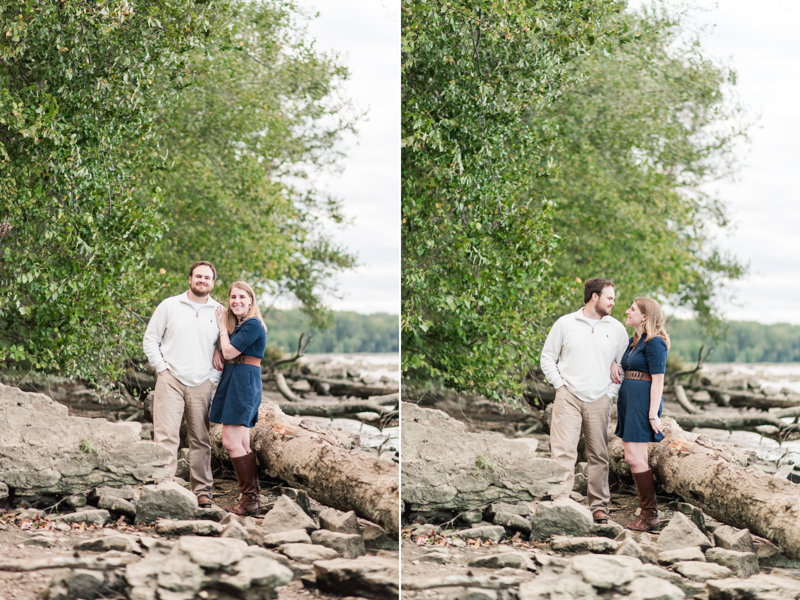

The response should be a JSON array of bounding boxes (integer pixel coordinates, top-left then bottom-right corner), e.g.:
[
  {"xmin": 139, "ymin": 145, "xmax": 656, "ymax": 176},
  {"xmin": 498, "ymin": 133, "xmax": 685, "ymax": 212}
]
[
  {"xmin": 625, "ymin": 370, "xmax": 652, "ymax": 382},
  {"xmin": 225, "ymin": 355, "xmax": 261, "ymax": 367}
]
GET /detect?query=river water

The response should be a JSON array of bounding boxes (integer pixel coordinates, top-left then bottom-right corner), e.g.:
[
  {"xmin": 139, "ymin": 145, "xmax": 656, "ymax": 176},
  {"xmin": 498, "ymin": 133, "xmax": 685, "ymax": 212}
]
[{"xmin": 692, "ymin": 363, "xmax": 800, "ymax": 466}]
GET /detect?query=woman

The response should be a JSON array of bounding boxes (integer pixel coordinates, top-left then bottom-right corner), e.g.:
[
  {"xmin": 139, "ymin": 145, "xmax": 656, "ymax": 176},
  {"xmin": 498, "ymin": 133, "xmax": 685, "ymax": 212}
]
[
  {"xmin": 210, "ymin": 281, "xmax": 268, "ymax": 516},
  {"xmin": 612, "ymin": 297, "xmax": 669, "ymax": 532}
]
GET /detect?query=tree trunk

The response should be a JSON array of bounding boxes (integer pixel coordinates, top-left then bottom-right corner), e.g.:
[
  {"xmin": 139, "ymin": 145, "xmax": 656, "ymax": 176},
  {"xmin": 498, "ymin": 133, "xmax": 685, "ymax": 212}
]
[
  {"xmin": 301, "ymin": 376, "xmax": 398, "ymax": 399},
  {"xmin": 210, "ymin": 402, "xmax": 399, "ymax": 538},
  {"xmin": 700, "ymin": 386, "xmax": 800, "ymax": 410},
  {"xmin": 609, "ymin": 417, "xmax": 800, "ymax": 559}
]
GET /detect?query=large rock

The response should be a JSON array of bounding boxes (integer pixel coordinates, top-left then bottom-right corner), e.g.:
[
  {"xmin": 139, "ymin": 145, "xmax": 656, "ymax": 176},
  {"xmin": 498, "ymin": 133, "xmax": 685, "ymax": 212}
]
[
  {"xmin": 673, "ymin": 560, "xmax": 733, "ymax": 582},
  {"xmin": 468, "ymin": 552, "xmax": 535, "ymax": 571},
  {"xmin": 125, "ymin": 536, "xmax": 292, "ymax": 599},
  {"xmin": 318, "ymin": 508, "xmax": 361, "ymax": 535},
  {"xmin": 311, "ymin": 530, "xmax": 366, "ymax": 559},
  {"xmin": 713, "ymin": 525, "xmax": 756, "ymax": 553},
  {"xmin": 706, "ymin": 573, "xmax": 800, "ymax": 600},
  {"xmin": 261, "ymin": 495, "xmax": 318, "ymax": 534},
  {"xmin": 0, "ymin": 383, "xmax": 170, "ymax": 501},
  {"xmin": 530, "ymin": 497, "xmax": 594, "ymax": 540},
  {"xmin": 401, "ymin": 403, "xmax": 568, "ymax": 512},
  {"xmin": 705, "ymin": 547, "xmax": 759, "ymax": 578},
  {"xmin": 314, "ymin": 555, "xmax": 399, "ymax": 600},
  {"xmin": 136, "ymin": 481, "xmax": 198, "ymax": 523},
  {"xmin": 657, "ymin": 512, "xmax": 712, "ymax": 551},
  {"xmin": 446, "ymin": 526, "xmax": 506, "ymax": 542},
  {"xmin": 277, "ymin": 543, "xmax": 338, "ymax": 564}
]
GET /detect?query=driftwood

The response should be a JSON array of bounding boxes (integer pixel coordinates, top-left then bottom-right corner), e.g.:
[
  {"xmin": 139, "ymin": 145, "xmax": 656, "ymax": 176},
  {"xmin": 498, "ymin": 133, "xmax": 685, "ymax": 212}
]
[
  {"xmin": 273, "ymin": 373, "xmax": 304, "ymax": 403},
  {"xmin": 668, "ymin": 345, "xmax": 712, "ymax": 384},
  {"xmin": 673, "ymin": 384, "xmax": 701, "ymax": 415},
  {"xmin": 275, "ymin": 394, "xmax": 399, "ymax": 427},
  {"xmin": 0, "ymin": 555, "xmax": 136, "ymax": 571},
  {"xmin": 609, "ymin": 417, "xmax": 800, "ymax": 559},
  {"xmin": 697, "ymin": 386, "xmax": 800, "ymax": 410},
  {"xmin": 210, "ymin": 401, "xmax": 399, "ymax": 537},
  {"xmin": 301, "ymin": 375, "xmax": 398, "ymax": 399}
]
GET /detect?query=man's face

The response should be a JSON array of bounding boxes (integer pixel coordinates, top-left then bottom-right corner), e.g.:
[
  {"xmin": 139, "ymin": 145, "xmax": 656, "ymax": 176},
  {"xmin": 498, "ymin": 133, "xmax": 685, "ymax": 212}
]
[
  {"xmin": 189, "ymin": 265, "xmax": 215, "ymax": 297},
  {"xmin": 594, "ymin": 286, "xmax": 615, "ymax": 317}
]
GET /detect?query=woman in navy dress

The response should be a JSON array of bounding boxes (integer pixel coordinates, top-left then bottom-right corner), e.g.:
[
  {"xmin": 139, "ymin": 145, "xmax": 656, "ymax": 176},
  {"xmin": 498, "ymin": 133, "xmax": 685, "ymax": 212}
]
[
  {"xmin": 211, "ymin": 281, "xmax": 267, "ymax": 515},
  {"xmin": 611, "ymin": 297, "xmax": 669, "ymax": 532}
]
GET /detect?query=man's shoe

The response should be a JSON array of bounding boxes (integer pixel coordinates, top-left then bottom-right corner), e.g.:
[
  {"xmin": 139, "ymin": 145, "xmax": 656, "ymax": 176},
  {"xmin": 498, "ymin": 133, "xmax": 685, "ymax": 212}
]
[
  {"xmin": 625, "ymin": 469, "xmax": 660, "ymax": 532},
  {"xmin": 226, "ymin": 452, "xmax": 260, "ymax": 516},
  {"xmin": 593, "ymin": 510, "xmax": 609, "ymax": 524},
  {"xmin": 197, "ymin": 494, "xmax": 212, "ymax": 508}
]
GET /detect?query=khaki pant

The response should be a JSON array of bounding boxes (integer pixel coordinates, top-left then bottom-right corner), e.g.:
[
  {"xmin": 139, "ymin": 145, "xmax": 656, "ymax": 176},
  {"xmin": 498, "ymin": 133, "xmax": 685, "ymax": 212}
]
[
  {"xmin": 550, "ymin": 386, "xmax": 612, "ymax": 513},
  {"xmin": 153, "ymin": 370, "xmax": 214, "ymax": 498}
]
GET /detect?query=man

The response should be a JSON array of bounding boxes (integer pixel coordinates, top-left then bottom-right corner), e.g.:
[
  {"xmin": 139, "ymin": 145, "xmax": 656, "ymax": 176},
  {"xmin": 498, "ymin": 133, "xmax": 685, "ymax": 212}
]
[
  {"xmin": 143, "ymin": 261, "xmax": 223, "ymax": 507},
  {"xmin": 540, "ymin": 278, "xmax": 629, "ymax": 524}
]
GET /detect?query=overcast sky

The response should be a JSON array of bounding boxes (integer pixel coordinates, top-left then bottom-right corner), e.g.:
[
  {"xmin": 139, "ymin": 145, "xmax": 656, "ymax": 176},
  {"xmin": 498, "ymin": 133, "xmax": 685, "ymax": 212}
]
[
  {"xmin": 291, "ymin": 0, "xmax": 399, "ymax": 315},
  {"xmin": 629, "ymin": 0, "xmax": 800, "ymax": 324}
]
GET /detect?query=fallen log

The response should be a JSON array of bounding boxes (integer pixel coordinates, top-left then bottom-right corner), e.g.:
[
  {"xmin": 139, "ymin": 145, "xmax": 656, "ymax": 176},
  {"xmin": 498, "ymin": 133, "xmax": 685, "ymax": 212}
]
[
  {"xmin": 670, "ymin": 413, "xmax": 797, "ymax": 439},
  {"xmin": 301, "ymin": 375, "xmax": 398, "ymax": 399},
  {"xmin": 273, "ymin": 373, "xmax": 304, "ymax": 403},
  {"xmin": 275, "ymin": 396, "xmax": 398, "ymax": 426},
  {"xmin": 700, "ymin": 386, "xmax": 800, "ymax": 410},
  {"xmin": 673, "ymin": 384, "xmax": 701, "ymax": 415},
  {"xmin": 609, "ymin": 417, "xmax": 800, "ymax": 559},
  {"xmin": 210, "ymin": 401, "xmax": 399, "ymax": 537}
]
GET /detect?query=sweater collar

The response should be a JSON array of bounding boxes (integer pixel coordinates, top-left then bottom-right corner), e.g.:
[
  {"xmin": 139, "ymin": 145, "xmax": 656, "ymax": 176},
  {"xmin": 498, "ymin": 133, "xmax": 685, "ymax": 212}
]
[
  {"xmin": 179, "ymin": 291, "xmax": 221, "ymax": 309},
  {"xmin": 574, "ymin": 307, "xmax": 610, "ymax": 324}
]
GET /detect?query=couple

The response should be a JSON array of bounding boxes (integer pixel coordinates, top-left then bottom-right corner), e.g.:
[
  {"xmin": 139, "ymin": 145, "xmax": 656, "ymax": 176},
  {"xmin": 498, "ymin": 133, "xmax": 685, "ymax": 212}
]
[
  {"xmin": 541, "ymin": 277, "xmax": 670, "ymax": 532},
  {"xmin": 142, "ymin": 260, "xmax": 267, "ymax": 516}
]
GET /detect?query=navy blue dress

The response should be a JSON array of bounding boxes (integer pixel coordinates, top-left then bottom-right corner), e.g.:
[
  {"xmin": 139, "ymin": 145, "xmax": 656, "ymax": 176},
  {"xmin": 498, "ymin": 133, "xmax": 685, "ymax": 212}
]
[
  {"xmin": 209, "ymin": 318, "xmax": 267, "ymax": 427},
  {"xmin": 615, "ymin": 335, "xmax": 668, "ymax": 443}
]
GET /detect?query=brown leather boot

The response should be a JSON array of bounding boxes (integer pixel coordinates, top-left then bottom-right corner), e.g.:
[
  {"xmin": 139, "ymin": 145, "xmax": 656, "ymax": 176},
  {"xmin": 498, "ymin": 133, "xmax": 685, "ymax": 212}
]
[
  {"xmin": 625, "ymin": 469, "xmax": 659, "ymax": 532},
  {"xmin": 226, "ymin": 452, "xmax": 260, "ymax": 516}
]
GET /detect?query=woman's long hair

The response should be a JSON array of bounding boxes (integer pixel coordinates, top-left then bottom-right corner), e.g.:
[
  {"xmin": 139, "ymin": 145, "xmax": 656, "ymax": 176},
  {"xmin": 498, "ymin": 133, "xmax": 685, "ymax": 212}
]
[
  {"xmin": 224, "ymin": 281, "xmax": 267, "ymax": 335},
  {"xmin": 632, "ymin": 297, "xmax": 670, "ymax": 350}
]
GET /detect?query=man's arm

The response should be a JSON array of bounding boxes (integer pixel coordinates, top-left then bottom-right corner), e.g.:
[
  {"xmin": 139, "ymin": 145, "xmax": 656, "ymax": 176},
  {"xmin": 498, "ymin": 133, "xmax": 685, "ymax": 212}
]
[
  {"xmin": 143, "ymin": 302, "xmax": 169, "ymax": 374},
  {"xmin": 606, "ymin": 327, "xmax": 629, "ymax": 398},
  {"xmin": 540, "ymin": 320, "xmax": 565, "ymax": 390}
]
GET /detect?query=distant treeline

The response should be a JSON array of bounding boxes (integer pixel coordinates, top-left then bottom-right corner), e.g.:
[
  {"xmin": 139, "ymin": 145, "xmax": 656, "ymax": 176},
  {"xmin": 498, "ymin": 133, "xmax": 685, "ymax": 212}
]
[
  {"xmin": 668, "ymin": 319, "xmax": 800, "ymax": 364},
  {"xmin": 263, "ymin": 309, "xmax": 398, "ymax": 354}
]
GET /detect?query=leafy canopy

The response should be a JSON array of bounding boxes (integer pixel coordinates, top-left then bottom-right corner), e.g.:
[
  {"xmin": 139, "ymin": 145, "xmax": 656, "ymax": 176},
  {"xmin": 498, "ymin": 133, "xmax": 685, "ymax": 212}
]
[
  {"xmin": 401, "ymin": 0, "xmax": 623, "ymax": 398},
  {"xmin": 532, "ymin": 6, "xmax": 747, "ymax": 331},
  {"xmin": 145, "ymin": 1, "xmax": 357, "ymax": 325},
  {"xmin": 0, "ymin": 1, "xmax": 358, "ymax": 381},
  {"xmin": 0, "ymin": 0, "xmax": 232, "ymax": 381}
]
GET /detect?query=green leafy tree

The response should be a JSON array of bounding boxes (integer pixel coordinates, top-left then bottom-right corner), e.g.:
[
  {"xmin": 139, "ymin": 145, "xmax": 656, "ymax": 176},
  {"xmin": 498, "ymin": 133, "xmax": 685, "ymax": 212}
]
[
  {"xmin": 401, "ymin": 0, "xmax": 623, "ymax": 398},
  {"xmin": 530, "ymin": 5, "xmax": 747, "ymax": 332},
  {"xmin": 0, "ymin": 0, "xmax": 231, "ymax": 381},
  {"xmin": 144, "ymin": 1, "xmax": 357, "ymax": 324}
]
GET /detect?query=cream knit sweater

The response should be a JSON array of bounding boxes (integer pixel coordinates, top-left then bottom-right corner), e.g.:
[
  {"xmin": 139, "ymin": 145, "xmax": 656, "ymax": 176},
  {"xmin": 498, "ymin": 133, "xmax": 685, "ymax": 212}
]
[
  {"xmin": 143, "ymin": 292, "xmax": 222, "ymax": 387},
  {"xmin": 540, "ymin": 307, "xmax": 629, "ymax": 402}
]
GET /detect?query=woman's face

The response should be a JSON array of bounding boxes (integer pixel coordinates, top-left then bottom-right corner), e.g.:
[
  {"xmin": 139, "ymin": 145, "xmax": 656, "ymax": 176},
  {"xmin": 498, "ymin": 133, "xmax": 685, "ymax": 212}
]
[
  {"xmin": 229, "ymin": 287, "xmax": 251, "ymax": 318},
  {"xmin": 625, "ymin": 302, "xmax": 646, "ymax": 329}
]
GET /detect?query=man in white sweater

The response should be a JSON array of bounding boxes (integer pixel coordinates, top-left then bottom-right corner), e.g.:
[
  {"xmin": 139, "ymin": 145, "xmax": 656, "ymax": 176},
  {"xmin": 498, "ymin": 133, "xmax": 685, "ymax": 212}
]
[
  {"xmin": 143, "ymin": 261, "xmax": 223, "ymax": 507},
  {"xmin": 540, "ymin": 278, "xmax": 629, "ymax": 524}
]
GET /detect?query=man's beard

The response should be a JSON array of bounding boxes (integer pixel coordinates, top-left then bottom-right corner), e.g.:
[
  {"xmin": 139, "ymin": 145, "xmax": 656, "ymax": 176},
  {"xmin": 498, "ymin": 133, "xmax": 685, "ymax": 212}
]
[
  {"xmin": 596, "ymin": 304, "xmax": 611, "ymax": 318},
  {"xmin": 190, "ymin": 283, "xmax": 210, "ymax": 297}
]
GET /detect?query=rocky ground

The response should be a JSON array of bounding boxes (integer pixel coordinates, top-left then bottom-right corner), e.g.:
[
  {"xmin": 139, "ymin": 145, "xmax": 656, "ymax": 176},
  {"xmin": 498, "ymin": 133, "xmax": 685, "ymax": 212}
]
[
  {"xmin": 400, "ymin": 394, "xmax": 800, "ymax": 600},
  {"xmin": 0, "ymin": 365, "xmax": 399, "ymax": 600},
  {"xmin": 0, "ymin": 479, "xmax": 398, "ymax": 600}
]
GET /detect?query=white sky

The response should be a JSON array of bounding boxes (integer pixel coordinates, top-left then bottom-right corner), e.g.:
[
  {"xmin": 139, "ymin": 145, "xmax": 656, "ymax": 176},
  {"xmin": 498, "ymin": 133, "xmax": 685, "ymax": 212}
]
[
  {"xmin": 291, "ymin": 0, "xmax": 400, "ymax": 315},
  {"xmin": 629, "ymin": 0, "xmax": 800, "ymax": 324}
]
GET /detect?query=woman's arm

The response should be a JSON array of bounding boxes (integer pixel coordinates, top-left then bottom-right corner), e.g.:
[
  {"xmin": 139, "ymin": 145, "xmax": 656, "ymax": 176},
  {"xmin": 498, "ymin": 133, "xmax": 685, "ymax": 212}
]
[
  {"xmin": 215, "ymin": 307, "xmax": 242, "ymax": 361},
  {"xmin": 649, "ymin": 373, "xmax": 665, "ymax": 433}
]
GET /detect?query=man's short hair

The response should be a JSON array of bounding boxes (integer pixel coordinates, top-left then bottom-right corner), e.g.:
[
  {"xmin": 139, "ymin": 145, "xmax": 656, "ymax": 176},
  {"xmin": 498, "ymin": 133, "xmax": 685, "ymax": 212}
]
[
  {"xmin": 189, "ymin": 260, "xmax": 217, "ymax": 280},
  {"xmin": 584, "ymin": 278, "xmax": 615, "ymax": 303}
]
